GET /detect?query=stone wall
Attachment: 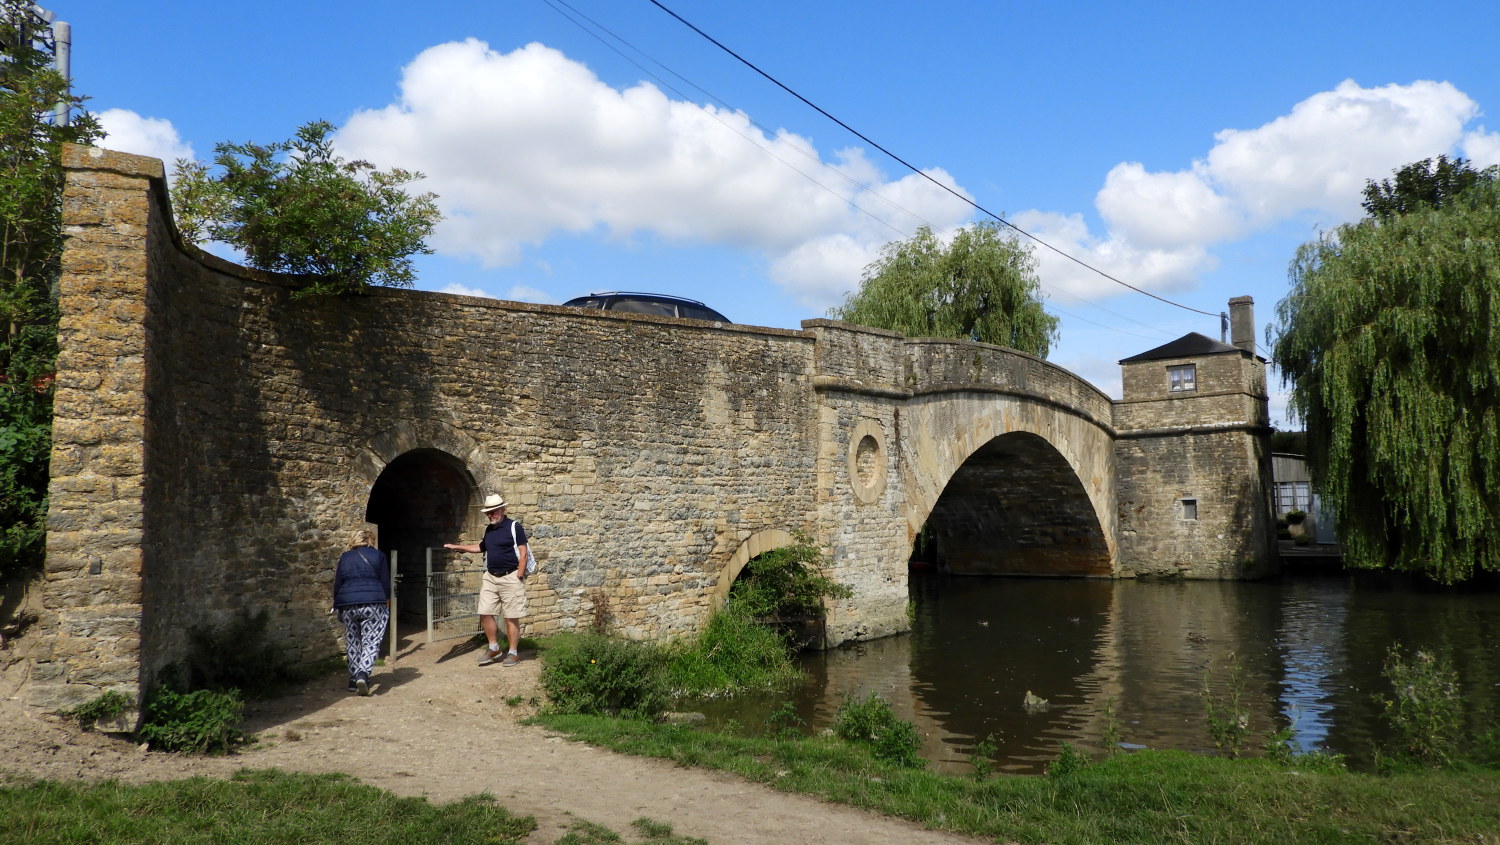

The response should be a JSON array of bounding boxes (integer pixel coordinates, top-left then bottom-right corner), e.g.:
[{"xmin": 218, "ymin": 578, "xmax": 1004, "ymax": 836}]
[
  {"xmin": 36, "ymin": 146, "xmax": 828, "ymax": 711},
  {"xmin": 31, "ymin": 144, "xmax": 1273, "ymax": 713},
  {"xmin": 32, "ymin": 147, "xmax": 155, "ymax": 710}
]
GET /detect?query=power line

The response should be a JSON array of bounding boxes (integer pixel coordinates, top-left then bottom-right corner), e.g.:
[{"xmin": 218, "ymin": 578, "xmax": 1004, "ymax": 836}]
[
  {"xmin": 644, "ymin": 0, "xmax": 1221, "ymax": 320},
  {"xmin": 538, "ymin": 0, "xmax": 925, "ymax": 240},
  {"xmin": 536, "ymin": 0, "xmax": 1184, "ymax": 341}
]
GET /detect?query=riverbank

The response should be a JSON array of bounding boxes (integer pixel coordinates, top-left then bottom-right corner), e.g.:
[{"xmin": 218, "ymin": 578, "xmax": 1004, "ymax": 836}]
[
  {"xmin": 0, "ymin": 636, "xmax": 976, "ymax": 845},
  {"xmin": 8, "ymin": 632, "xmax": 1500, "ymax": 843},
  {"xmin": 539, "ymin": 711, "xmax": 1500, "ymax": 843}
]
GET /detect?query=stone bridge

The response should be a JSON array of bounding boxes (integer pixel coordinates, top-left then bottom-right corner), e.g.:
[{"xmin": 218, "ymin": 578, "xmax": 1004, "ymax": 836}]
[{"xmin": 27, "ymin": 147, "xmax": 1276, "ymax": 711}]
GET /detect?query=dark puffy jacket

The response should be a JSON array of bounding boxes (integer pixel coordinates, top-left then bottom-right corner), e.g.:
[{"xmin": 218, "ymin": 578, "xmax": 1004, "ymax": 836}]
[{"xmin": 333, "ymin": 546, "xmax": 391, "ymax": 608}]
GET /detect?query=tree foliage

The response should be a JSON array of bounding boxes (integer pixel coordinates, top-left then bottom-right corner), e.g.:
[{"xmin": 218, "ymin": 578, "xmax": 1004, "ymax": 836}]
[
  {"xmin": 1361, "ymin": 155, "xmax": 1496, "ymax": 221},
  {"xmin": 1272, "ymin": 173, "xmax": 1500, "ymax": 583},
  {"xmin": 0, "ymin": 1, "xmax": 101, "ymax": 579},
  {"xmin": 830, "ymin": 222, "xmax": 1058, "ymax": 357},
  {"xmin": 171, "ymin": 120, "xmax": 441, "ymax": 298}
]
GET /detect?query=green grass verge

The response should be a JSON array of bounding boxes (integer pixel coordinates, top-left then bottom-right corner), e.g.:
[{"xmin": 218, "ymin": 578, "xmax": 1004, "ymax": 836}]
[
  {"xmin": 531, "ymin": 713, "xmax": 1500, "ymax": 844},
  {"xmin": 0, "ymin": 768, "xmax": 535, "ymax": 845}
]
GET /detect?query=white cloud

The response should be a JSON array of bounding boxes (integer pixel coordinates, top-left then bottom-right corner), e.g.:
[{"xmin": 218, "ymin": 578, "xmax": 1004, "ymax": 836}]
[
  {"xmin": 1464, "ymin": 126, "xmax": 1500, "ymax": 169},
  {"xmin": 505, "ymin": 284, "xmax": 554, "ymax": 304},
  {"xmin": 96, "ymin": 109, "xmax": 194, "ymax": 167},
  {"xmin": 334, "ymin": 46, "xmax": 1490, "ymax": 312},
  {"xmin": 334, "ymin": 39, "xmax": 969, "ymax": 307},
  {"xmin": 1096, "ymin": 162, "xmax": 1242, "ymax": 249},
  {"xmin": 1011, "ymin": 210, "xmax": 1215, "ymax": 300},
  {"xmin": 438, "ymin": 283, "xmax": 495, "ymax": 299},
  {"xmin": 1030, "ymin": 80, "xmax": 1487, "ymax": 301},
  {"xmin": 1206, "ymin": 80, "xmax": 1478, "ymax": 221}
]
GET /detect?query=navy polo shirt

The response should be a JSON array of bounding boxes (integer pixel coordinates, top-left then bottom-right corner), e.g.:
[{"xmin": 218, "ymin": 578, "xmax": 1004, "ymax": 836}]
[{"xmin": 479, "ymin": 518, "xmax": 527, "ymax": 576}]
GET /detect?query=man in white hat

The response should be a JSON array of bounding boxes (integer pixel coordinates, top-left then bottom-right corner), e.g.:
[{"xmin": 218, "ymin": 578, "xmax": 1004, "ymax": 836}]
[{"xmin": 444, "ymin": 494, "xmax": 529, "ymax": 666}]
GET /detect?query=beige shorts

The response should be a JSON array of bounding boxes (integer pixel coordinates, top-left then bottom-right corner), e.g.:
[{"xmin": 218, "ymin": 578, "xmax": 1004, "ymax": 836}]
[{"xmin": 477, "ymin": 571, "xmax": 527, "ymax": 619}]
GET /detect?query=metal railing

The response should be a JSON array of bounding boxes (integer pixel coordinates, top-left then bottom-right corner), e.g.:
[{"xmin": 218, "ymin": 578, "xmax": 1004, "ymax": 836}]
[{"xmin": 424, "ymin": 547, "xmax": 484, "ymax": 644}]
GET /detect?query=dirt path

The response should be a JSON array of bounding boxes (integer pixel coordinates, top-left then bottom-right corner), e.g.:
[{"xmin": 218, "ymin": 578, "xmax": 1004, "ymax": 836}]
[{"xmin": 1, "ymin": 639, "xmax": 984, "ymax": 844}]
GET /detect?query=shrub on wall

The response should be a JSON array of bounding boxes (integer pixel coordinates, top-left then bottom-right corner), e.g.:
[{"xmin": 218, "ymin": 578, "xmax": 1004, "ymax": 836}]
[{"xmin": 728, "ymin": 535, "xmax": 851, "ymax": 621}]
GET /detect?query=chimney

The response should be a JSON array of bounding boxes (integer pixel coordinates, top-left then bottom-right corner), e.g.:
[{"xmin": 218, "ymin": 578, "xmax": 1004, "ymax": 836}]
[{"xmin": 1229, "ymin": 296, "xmax": 1255, "ymax": 356}]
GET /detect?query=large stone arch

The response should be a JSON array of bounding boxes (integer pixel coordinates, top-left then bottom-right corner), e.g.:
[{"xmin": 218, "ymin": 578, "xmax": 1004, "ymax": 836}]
[{"xmin": 898, "ymin": 390, "xmax": 1117, "ymax": 576}]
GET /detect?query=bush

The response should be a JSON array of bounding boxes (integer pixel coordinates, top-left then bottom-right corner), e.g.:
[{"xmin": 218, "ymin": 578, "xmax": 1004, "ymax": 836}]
[
  {"xmin": 1284, "ymin": 510, "xmax": 1307, "ymax": 525},
  {"xmin": 1047, "ymin": 741, "xmax": 1090, "ymax": 777},
  {"xmin": 540, "ymin": 632, "xmax": 669, "ymax": 719},
  {"xmin": 135, "ymin": 686, "xmax": 248, "ymax": 754},
  {"xmin": 1202, "ymin": 656, "xmax": 1251, "ymax": 758},
  {"xmin": 833, "ymin": 692, "xmax": 924, "ymax": 768},
  {"xmin": 1378, "ymin": 646, "xmax": 1464, "ymax": 766},
  {"xmin": 728, "ymin": 535, "xmax": 851, "ymax": 621},
  {"xmin": 665, "ymin": 606, "xmax": 801, "ymax": 697}
]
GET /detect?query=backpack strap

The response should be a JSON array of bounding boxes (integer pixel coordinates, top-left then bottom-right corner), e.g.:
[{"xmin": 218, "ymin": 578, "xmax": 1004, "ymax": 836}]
[{"xmin": 510, "ymin": 520, "xmax": 531, "ymax": 573}]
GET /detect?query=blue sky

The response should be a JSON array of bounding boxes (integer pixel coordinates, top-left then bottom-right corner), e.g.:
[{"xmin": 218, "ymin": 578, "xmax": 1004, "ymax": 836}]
[{"xmin": 64, "ymin": 1, "xmax": 1500, "ymax": 423}]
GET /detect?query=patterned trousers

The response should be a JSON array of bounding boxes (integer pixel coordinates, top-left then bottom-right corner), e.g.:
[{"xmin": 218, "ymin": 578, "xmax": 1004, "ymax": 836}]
[{"xmin": 338, "ymin": 603, "xmax": 389, "ymax": 682}]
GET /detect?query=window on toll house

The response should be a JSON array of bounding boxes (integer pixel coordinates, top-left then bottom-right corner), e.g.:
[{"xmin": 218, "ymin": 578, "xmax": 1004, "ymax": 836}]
[{"xmin": 1168, "ymin": 364, "xmax": 1196, "ymax": 393}]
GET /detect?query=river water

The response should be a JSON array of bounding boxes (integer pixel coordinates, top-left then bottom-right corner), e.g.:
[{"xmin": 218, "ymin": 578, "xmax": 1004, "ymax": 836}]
[{"xmin": 696, "ymin": 572, "xmax": 1500, "ymax": 774}]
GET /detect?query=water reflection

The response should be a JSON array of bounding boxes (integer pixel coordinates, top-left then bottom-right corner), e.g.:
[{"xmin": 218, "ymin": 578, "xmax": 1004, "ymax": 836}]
[{"xmin": 694, "ymin": 573, "xmax": 1500, "ymax": 775}]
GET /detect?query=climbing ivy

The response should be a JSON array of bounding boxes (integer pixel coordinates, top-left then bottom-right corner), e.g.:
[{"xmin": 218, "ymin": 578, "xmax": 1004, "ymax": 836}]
[{"xmin": 1271, "ymin": 175, "xmax": 1500, "ymax": 583}]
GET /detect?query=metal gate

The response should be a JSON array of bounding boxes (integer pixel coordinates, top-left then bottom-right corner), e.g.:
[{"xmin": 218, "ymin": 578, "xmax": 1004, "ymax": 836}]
[{"xmin": 422, "ymin": 547, "xmax": 485, "ymax": 644}]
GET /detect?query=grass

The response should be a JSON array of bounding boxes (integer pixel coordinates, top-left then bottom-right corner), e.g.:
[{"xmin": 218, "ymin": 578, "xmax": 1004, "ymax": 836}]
[
  {"xmin": 530, "ymin": 712, "xmax": 1500, "ymax": 844},
  {"xmin": 0, "ymin": 768, "xmax": 536, "ymax": 845}
]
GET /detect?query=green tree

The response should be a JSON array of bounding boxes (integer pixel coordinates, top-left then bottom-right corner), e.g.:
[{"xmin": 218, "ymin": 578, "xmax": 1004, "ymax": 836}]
[
  {"xmin": 830, "ymin": 222, "xmax": 1058, "ymax": 357},
  {"xmin": 0, "ymin": 1, "xmax": 101, "ymax": 579},
  {"xmin": 171, "ymin": 120, "xmax": 441, "ymax": 298},
  {"xmin": 1361, "ymin": 155, "xmax": 1496, "ymax": 221},
  {"xmin": 1272, "ymin": 173, "xmax": 1500, "ymax": 583}
]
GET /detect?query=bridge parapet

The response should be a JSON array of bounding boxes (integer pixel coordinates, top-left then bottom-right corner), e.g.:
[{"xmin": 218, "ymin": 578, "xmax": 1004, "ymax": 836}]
[
  {"xmin": 899, "ymin": 337, "xmax": 1113, "ymax": 426},
  {"xmin": 801, "ymin": 320, "xmax": 1113, "ymax": 424}
]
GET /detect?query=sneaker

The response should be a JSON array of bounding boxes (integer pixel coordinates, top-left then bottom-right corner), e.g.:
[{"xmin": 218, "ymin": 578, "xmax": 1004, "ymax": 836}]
[
  {"xmin": 478, "ymin": 646, "xmax": 503, "ymax": 666},
  {"xmin": 501, "ymin": 652, "xmax": 520, "ymax": 668},
  {"xmin": 356, "ymin": 678, "xmax": 369, "ymax": 697},
  {"xmin": 347, "ymin": 682, "xmax": 358, "ymax": 692}
]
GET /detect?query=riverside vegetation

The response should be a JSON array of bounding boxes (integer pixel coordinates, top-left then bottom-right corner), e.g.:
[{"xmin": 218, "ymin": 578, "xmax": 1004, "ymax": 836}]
[
  {"xmin": 528, "ymin": 547, "xmax": 1500, "ymax": 841},
  {"xmin": 21, "ymin": 544, "xmax": 1500, "ymax": 843},
  {"xmin": 532, "ymin": 636, "xmax": 1500, "ymax": 843}
]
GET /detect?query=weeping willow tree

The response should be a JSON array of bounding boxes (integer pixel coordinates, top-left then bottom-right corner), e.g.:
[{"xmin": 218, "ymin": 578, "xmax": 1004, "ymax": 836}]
[
  {"xmin": 830, "ymin": 222, "xmax": 1058, "ymax": 357},
  {"xmin": 1272, "ymin": 174, "xmax": 1500, "ymax": 583}
]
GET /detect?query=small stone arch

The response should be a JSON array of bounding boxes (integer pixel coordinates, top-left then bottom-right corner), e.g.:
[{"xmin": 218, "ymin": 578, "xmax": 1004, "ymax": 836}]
[
  {"xmin": 710, "ymin": 528, "xmax": 798, "ymax": 609},
  {"xmin": 352, "ymin": 418, "xmax": 499, "ymax": 493}
]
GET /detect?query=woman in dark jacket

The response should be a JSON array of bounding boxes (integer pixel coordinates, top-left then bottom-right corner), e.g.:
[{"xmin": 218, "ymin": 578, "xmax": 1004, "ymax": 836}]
[{"xmin": 333, "ymin": 529, "xmax": 391, "ymax": 696}]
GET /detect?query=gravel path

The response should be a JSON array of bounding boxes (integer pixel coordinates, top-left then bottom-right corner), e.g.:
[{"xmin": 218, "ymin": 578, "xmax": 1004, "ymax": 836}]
[{"xmin": 1, "ymin": 638, "xmax": 986, "ymax": 844}]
